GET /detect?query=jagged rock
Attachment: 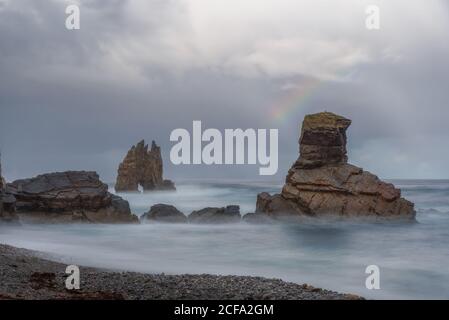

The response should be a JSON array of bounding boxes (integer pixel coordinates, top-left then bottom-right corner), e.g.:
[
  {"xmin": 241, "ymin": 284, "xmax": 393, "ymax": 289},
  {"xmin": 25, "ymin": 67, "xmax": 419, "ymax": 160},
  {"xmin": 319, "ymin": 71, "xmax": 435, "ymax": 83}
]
[
  {"xmin": 7, "ymin": 171, "xmax": 138, "ymax": 224},
  {"xmin": 256, "ymin": 112, "xmax": 416, "ymax": 220},
  {"xmin": 115, "ymin": 140, "xmax": 175, "ymax": 192},
  {"xmin": 141, "ymin": 204, "xmax": 187, "ymax": 223},
  {"xmin": 189, "ymin": 205, "xmax": 241, "ymax": 224}
]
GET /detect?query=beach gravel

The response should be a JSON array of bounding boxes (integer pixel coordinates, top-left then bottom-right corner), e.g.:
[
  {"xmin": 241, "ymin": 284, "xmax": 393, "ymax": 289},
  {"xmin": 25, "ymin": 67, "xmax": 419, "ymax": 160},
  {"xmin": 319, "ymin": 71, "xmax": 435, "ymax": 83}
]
[{"xmin": 0, "ymin": 244, "xmax": 362, "ymax": 300}]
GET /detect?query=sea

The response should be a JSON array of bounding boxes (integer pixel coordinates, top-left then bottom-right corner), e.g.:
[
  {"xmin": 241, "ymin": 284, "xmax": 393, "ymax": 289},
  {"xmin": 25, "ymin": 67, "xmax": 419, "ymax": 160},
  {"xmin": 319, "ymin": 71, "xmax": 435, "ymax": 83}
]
[{"xmin": 1, "ymin": 180, "xmax": 448, "ymax": 299}]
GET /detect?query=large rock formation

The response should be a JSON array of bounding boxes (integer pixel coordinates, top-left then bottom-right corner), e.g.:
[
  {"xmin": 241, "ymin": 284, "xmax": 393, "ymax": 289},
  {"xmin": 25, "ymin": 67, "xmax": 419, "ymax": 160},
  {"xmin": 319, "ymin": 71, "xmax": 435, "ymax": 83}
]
[
  {"xmin": 115, "ymin": 140, "xmax": 175, "ymax": 192},
  {"xmin": 0, "ymin": 158, "xmax": 18, "ymax": 224},
  {"xmin": 7, "ymin": 171, "xmax": 138, "ymax": 223},
  {"xmin": 256, "ymin": 112, "xmax": 415, "ymax": 220}
]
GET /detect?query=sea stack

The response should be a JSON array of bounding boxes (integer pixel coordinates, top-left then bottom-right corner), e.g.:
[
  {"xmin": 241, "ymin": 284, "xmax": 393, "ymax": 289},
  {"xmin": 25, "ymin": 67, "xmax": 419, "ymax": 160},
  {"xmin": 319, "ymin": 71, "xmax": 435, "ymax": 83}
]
[
  {"xmin": 256, "ymin": 112, "xmax": 415, "ymax": 219},
  {"xmin": 115, "ymin": 140, "xmax": 175, "ymax": 192}
]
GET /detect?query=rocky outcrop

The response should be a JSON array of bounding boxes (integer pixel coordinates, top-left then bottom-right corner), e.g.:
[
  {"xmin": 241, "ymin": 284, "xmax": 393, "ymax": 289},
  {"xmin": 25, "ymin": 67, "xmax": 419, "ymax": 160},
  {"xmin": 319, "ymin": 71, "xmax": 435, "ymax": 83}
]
[
  {"xmin": 141, "ymin": 204, "xmax": 187, "ymax": 223},
  {"xmin": 0, "ymin": 159, "xmax": 18, "ymax": 224},
  {"xmin": 189, "ymin": 205, "xmax": 241, "ymax": 224},
  {"xmin": 256, "ymin": 112, "xmax": 415, "ymax": 220},
  {"xmin": 115, "ymin": 140, "xmax": 175, "ymax": 192},
  {"xmin": 7, "ymin": 171, "xmax": 138, "ymax": 224}
]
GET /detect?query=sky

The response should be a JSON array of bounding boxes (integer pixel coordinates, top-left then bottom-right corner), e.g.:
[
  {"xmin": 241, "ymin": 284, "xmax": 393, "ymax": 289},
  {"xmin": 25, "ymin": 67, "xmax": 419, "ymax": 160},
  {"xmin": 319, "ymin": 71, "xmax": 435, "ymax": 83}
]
[{"xmin": 1, "ymin": 0, "xmax": 449, "ymax": 182}]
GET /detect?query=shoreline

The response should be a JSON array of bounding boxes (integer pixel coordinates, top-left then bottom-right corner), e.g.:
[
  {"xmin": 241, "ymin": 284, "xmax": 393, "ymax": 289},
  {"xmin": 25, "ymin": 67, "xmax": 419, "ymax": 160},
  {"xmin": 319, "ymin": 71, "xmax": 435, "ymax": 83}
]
[{"xmin": 0, "ymin": 243, "xmax": 362, "ymax": 300}]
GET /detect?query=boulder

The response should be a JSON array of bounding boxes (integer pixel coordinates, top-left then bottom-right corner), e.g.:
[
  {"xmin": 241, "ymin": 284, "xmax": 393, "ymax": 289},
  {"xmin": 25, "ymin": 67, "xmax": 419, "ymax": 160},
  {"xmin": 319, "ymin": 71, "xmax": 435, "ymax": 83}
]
[
  {"xmin": 141, "ymin": 204, "xmax": 187, "ymax": 223},
  {"xmin": 189, "ymin": 205, "xmax": 241, "ymax": 224},
  {"xmin": 7, "ymin": 171, "xmax": 138, "ymax": 224},
  {"xmin": 256, "ymin": 112, "xmax": 415, "ymax": 220},
  {"xmin": 115, "ymin": 140, "xmax": 175, "ymax": 192}
]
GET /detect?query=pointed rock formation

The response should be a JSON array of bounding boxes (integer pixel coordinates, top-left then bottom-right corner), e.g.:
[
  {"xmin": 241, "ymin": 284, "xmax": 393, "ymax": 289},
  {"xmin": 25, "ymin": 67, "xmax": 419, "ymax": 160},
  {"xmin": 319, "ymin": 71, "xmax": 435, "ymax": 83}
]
[
  {"xmin": 115, "ymin": 140, "xmax": 175, "ymax": 192},
  {"xmin": 256, "ymin": 112, "xmax": 415, "ymax": 220},
  {"xmin": 7, "ymin": 171, "xmax": 138, "ymax": 223}
]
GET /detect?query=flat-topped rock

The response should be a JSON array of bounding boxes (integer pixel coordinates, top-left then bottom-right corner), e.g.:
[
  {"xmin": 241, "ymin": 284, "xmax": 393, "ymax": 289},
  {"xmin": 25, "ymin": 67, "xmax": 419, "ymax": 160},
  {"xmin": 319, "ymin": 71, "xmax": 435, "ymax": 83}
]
[
  {"xmin": 189, "ymin": 205, "xmax": 241, "ymax": 224},
  {"xmin": 7, "ymin": 171, "xmax": 138, "ymax": 223},
  {"xmin": 296, "ymin": 112, "xmax": 351, "ymax": 169},
  {"xmin": 256, "ymin": 112, "xmax": 415, "ymax": 220},
  {"xmin": 115, "ymin": 140, "xmax": 175, "ymax": 192}
]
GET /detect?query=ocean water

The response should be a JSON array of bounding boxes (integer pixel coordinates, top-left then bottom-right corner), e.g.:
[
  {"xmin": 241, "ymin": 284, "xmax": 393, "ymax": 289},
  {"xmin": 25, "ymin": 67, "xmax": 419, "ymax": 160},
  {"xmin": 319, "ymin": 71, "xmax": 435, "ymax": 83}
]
[{"xmin": 1, "ymin": 180, "xmax": 449, "ymax": 299}]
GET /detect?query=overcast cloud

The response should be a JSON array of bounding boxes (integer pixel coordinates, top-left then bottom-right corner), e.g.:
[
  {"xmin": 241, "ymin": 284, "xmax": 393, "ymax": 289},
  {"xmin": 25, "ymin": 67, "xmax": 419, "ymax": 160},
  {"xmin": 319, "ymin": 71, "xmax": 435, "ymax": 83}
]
[{"xmin": 1, "ymin": 0, "xmax": 449, "ymax": 182}]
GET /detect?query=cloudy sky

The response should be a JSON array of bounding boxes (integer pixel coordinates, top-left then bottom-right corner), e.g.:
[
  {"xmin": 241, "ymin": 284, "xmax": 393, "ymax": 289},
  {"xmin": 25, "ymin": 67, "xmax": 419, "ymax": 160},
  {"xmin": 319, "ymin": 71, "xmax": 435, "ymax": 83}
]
[{"xmin": 1, "ymin": 0, "xmax": 449, "ymax": 182}]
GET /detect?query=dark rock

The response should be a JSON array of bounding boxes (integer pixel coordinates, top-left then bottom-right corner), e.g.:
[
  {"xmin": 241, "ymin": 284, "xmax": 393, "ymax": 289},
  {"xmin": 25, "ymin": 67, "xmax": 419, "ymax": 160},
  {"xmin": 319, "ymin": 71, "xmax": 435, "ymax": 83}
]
[
  {"xmin": 7, "ymin": 171, "xmax": 138, "ymax": 224},
  {"xmin": 256, "ymin": 112, "xmax": 416, "ymax": 220},
  {"xmin": 242, "ymin": 212, "xmax": 273, "ymax": 224},
  {"xmin": 115, "ymin": 140, "xmax": 175, "ymax": 192},
  {"xmin": 141, "ymin": 204, "xmax": 187, "ymax": 223},
  {"xmin": 189, "ymin": 205, "xmax": 241, "ymax": 224}
]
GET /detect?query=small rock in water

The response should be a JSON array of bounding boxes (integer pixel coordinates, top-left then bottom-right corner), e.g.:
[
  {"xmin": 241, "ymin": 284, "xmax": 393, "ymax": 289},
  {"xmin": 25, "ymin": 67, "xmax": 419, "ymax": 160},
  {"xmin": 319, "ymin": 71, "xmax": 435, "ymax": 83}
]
[
  {"xmin": 242, "ymin": 212, "xmax": 273, "ymax": 224},
  {"xmin": 141, "ymin": 204, "xmax": 187, "ymax": 223},
  {"xmin": 189, "ymin": 205, "xmax": 241, "ymax": 224}
]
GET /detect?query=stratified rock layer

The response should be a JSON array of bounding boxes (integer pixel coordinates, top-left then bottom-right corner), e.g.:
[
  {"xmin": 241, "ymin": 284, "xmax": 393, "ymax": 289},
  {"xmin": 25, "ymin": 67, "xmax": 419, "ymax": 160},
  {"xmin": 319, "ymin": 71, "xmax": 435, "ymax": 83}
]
[
  {"xmin": 7, "ymin": 171, "xmax": 138, "ymax": 223},
  {"xmin": 115, "ymin": 140, "xmax": 175, "ymax": 192},
  {"xmin": 256, "ymin": 112, "xmax": 415, "ymax": 219},
  {"xmin": 296, "ymin": 112, "xmax": 351, "ymax": 169}
]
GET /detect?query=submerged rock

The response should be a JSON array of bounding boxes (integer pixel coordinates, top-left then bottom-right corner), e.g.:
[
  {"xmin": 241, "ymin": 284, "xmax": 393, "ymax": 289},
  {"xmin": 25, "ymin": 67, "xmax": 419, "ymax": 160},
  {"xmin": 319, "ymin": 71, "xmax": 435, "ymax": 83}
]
[
  {"xmin": 256, "ymin": 112, "xmax": 415, "ymax": 220},
  {"xmin": 141, "ymin": 204, "xmax": 187, "ymax": 223},
  {"xmin": 189, "ymin": 205, "xmax": 241, "ymax": 224},
  {"xmin": 7, "ymin": 171, "xmax": 138, "ymax": 224},
  {"xmin": 115, "ymin": 140, "xmax": 175, "ymax": 192}
]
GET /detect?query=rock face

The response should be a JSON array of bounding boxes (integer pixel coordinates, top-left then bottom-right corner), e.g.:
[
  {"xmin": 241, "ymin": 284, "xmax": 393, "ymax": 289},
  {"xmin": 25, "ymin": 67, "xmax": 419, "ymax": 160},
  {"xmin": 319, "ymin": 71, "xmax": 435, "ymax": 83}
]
[
  {"xmin": 115, "ymin": 140, "xmax": 175, "ymax": 192},
  {"xmin": 256, "ymin": 112, "xmax": 415, "ymax": 219},
  {"xmin": 141, "ymin": 204, "xmax": 187, "ymax": 223},
  {"xmin": 296, "ymin": 112, "xmax": 351, "ymax": 169},
  {"xmin": 7, "ymin": 171, "xmax": 138, "ymax": 223},
  {"xmin": 189, "ymin": 205, "xmax": 241, "ymax": 224},
  {"xmin": 0, "ymin": 159, "xmax": 18, "ymax": 224}
]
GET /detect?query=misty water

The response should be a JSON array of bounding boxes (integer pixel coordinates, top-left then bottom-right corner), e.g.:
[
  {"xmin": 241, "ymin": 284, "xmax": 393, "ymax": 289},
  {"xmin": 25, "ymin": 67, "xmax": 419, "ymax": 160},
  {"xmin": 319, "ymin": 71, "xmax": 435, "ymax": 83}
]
[{"xmin": 1, "ymin": 180, "xmax": 449, "ymax": 299}]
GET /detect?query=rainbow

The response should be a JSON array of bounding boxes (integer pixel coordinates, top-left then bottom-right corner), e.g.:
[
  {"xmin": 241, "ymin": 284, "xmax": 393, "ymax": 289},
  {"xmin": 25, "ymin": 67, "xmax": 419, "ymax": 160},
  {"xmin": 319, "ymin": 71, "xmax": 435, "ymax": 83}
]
[{"xmin": 270, "ymin": 78, "xmax": 323, "ymax": 122}]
